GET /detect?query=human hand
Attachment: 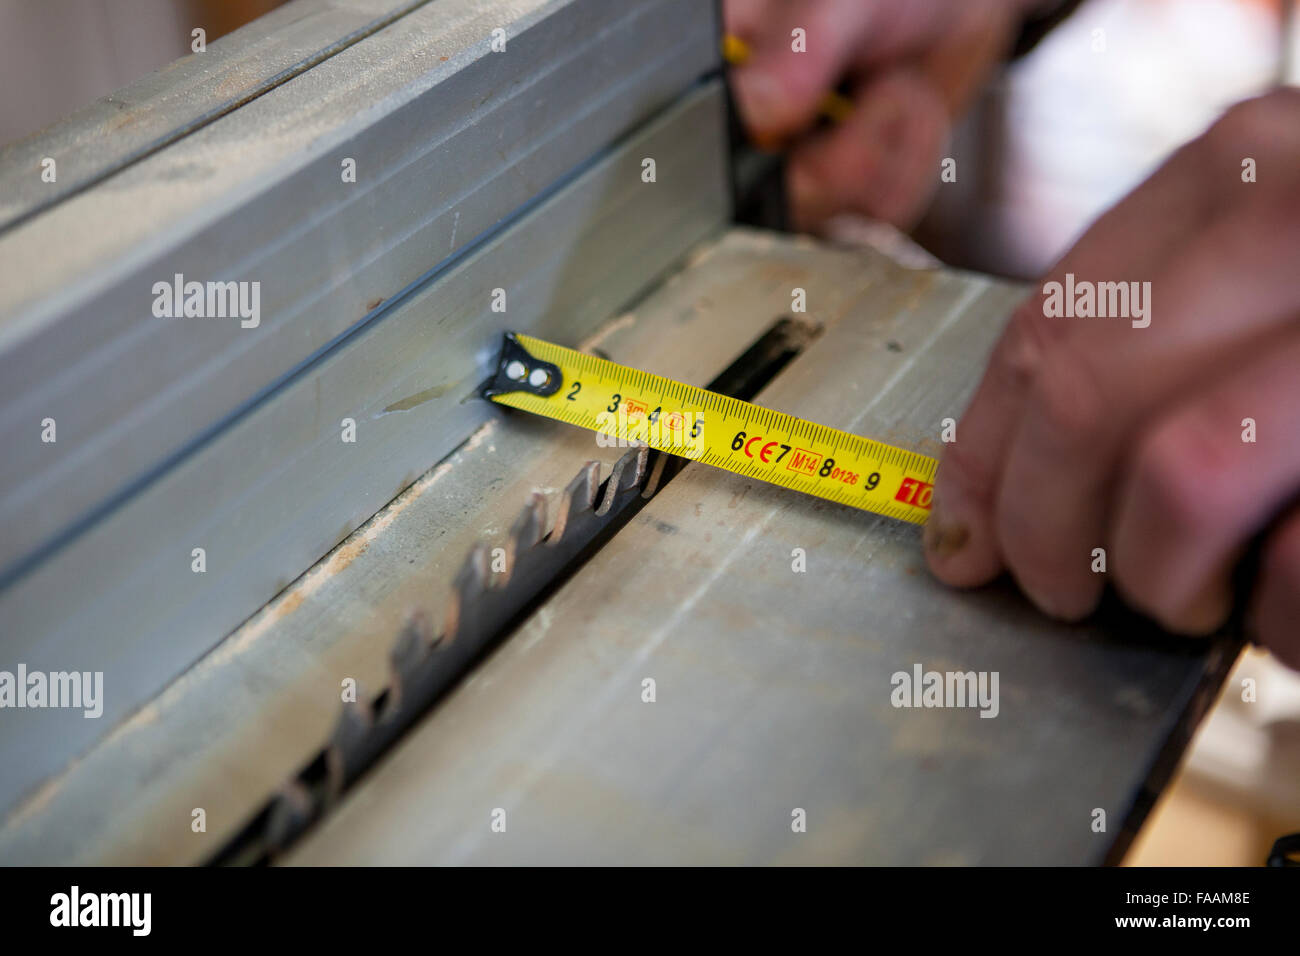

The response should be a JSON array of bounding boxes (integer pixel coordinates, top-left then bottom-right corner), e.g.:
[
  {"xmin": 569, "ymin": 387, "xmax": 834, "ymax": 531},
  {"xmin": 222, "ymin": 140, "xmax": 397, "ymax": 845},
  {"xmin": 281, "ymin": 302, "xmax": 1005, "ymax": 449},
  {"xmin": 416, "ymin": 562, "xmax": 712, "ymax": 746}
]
[
  {"xmin": 923, "ymin": 89, "xmax": 1300, "ymax": 668},
  {"xmin": 724, "ymin": 0, "xmax": 1031, "ymax": 230}
]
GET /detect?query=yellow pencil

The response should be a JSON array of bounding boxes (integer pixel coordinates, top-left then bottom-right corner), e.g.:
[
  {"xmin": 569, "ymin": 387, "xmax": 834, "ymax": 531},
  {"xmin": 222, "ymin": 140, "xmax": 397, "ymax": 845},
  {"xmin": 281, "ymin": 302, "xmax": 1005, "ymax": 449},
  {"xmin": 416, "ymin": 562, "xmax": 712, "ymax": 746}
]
[{"xmin": 722, "ymin": 33, "xmax": 854, "ymax": 125}]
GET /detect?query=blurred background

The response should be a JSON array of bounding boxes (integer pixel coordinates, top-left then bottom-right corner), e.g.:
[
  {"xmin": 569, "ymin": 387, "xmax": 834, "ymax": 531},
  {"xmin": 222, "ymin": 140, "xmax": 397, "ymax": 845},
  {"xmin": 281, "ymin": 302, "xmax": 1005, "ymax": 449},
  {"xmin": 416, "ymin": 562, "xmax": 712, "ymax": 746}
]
[
  {"xmin": 0, "ymin": 1, "xmax": 285, "ymax": 147},
  {"xmin": 918, "ymin": 0, "xmax": 1297, "ymax": 277},
  {"xmin": 1, "ymin": 0, "xmax": 1296, "ymax": 864}
]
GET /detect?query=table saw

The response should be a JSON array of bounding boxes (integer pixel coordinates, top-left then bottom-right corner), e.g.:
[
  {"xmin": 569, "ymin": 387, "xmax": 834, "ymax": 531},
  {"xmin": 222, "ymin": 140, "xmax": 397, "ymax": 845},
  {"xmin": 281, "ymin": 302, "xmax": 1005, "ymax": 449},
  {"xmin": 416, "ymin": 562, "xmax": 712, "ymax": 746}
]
[{"xmin": 0, "ymin": 0, "xmax": 1238, "ymax": 865}]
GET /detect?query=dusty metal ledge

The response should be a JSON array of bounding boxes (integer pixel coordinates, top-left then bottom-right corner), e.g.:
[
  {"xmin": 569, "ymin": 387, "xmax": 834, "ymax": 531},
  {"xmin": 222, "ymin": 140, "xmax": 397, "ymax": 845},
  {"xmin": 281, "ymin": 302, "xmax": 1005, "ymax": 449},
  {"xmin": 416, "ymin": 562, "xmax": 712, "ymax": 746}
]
[
  {"xmin": 0, "ymin": 0, "xmax": 431, "ymax": 231},
  {"xmin": 0, "ymin": 0, "xmax": 719, "ymax": 580},
  {"xmin": 0, "ymin": 79, "xmax": 729, "ymax": 818}
]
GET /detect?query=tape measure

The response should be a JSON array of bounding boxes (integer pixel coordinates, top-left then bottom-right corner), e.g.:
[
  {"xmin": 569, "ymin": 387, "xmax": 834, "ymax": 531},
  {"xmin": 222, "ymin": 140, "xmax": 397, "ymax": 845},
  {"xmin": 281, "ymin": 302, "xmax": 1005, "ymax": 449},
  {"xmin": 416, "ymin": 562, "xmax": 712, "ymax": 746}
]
[{"xmin": 483, "ymin": 333, "xmax": 937, "ymax": 525}]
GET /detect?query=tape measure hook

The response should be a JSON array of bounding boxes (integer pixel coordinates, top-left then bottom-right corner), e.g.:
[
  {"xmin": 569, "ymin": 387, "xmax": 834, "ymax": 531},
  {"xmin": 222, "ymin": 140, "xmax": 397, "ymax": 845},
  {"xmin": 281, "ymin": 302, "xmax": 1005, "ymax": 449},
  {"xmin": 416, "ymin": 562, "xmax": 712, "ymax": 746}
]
[{"xmin": 480, "ymin": 332, "xmax": 564, "ymax": 399}]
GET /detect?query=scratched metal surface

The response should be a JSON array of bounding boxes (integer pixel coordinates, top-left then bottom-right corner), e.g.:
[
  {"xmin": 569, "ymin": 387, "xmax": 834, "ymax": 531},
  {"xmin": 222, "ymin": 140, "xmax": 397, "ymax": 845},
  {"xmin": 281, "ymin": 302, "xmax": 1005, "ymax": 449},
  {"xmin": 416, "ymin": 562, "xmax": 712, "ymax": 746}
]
[
  {"xmin": 0, "ymin": 229, "xmax": 898, "ymax": 863},
  {"xmin": 0, "ymin": 0, "xmax": 427, "ymax": 229},
  {"xmin": 0, "ymin": 0, "xmax": 717, "ymax": 580},
  {"xmin": 287, "ymin": 246, "xmax": 1234, "ymax": 865},
  {"xmin": 0, "ymin": 82, "xmax": 728, "ymax": 820}
]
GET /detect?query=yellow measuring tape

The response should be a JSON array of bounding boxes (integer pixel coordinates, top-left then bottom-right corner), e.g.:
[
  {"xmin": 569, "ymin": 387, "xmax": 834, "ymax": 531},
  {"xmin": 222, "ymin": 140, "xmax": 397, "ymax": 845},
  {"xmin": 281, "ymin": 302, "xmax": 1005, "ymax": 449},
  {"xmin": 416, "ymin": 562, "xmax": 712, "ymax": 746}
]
[{"xmin": 484, "ymin": 333, "xmax": 937, "ymax": 525}]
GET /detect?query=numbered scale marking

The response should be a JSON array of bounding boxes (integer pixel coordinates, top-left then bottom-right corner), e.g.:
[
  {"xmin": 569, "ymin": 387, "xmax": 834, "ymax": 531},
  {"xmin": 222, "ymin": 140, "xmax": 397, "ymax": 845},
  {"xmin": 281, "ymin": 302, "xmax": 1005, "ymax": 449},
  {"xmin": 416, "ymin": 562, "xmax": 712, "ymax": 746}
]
[{"xmin": 484, "ymin": 333, "xmax": 937, "ymax": 525}]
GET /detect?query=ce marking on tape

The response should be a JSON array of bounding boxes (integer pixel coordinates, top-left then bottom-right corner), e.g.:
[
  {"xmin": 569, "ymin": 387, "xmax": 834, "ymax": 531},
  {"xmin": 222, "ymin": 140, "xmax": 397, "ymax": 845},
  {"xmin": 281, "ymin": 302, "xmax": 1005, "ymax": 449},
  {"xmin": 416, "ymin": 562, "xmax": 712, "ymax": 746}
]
[
  {"xmin": 727, "ymin": 430, "xmax": 876, "ymax": 488},
  {"xmin": 736, "ymin": 434, "xmax": 783, "ymax": 464},
  {"xmin": 484, "ymin": 332, "xmax": 939, "ymax": 525}
]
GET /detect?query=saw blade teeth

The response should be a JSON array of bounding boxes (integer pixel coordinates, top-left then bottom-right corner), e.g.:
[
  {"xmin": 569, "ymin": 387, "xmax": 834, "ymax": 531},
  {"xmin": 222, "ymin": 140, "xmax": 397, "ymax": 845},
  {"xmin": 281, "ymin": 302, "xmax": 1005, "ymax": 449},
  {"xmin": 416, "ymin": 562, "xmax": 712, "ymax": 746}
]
[
  {"xmin": 642, "ymin": 450, "xmax": 669, "ymax": 499},
  {"xmin": 551, "ymin": 460, "xmax": 600, "ymax": 543},
  {"xmin": 213, "ymin": 436, "xmax": 664, "ymax": 863},
  {"xmin": 325, "ymin": 698, "xmax": 373, "ymax": 792},
  {"xmin": 597, "ymin": 444, "xmax": 649, "ymax": 515},
  {"xmin": 505, "ymin": 493, "xmax": 547, "ymax": 568},
  {"xmin": 263, "ymin": 781, "xmax": 314, "ymax": 853},
  {"xmin": 389, "ymin": 612, "xmax": 432, "ymax": 700},
  {"xmin": 332, "ymin": 698, "xmax": 373, "ymax": 750},
  {"xmin": 618, "ymin": 444, "xmax": 650, "ymax": 489},
  {"xmin": 454, "ymin": 542, "xmax": 492, "ymax": 599},
  {"xmin": 443, "ymin": 542, "xmax": 490, "ymax": 638}
]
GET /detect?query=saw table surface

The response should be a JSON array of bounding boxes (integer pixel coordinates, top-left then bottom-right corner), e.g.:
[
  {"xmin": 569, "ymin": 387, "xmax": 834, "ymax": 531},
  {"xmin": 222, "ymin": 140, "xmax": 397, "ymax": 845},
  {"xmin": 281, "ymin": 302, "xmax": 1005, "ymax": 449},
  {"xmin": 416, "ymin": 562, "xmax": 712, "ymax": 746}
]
[
  {"xmin": 0, "ymin": 230, "xmax": 1234, "ymax": 865},
  {"xmin": 282, "ymin": 230, "xmax": 1231, "ymax": 866}
]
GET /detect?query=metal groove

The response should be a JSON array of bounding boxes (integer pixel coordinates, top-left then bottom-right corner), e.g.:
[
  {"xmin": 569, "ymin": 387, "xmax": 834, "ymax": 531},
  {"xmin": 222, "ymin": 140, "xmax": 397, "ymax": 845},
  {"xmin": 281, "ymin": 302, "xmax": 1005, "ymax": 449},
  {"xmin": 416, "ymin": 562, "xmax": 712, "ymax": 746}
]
[
  {"xmin": 0, "ymin": 74, "xmax": 721, "ymax": 595},
  {"xmin": 0, "ymin": 0, "xmax": 722, "ymax": 585},
  {"xmin": 212, "ymin": 445, "xmax": 652, "ymax": 864},
  {"xmin": 213, "ymin": 312, "xmax": 817, "ymax": 864}
]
